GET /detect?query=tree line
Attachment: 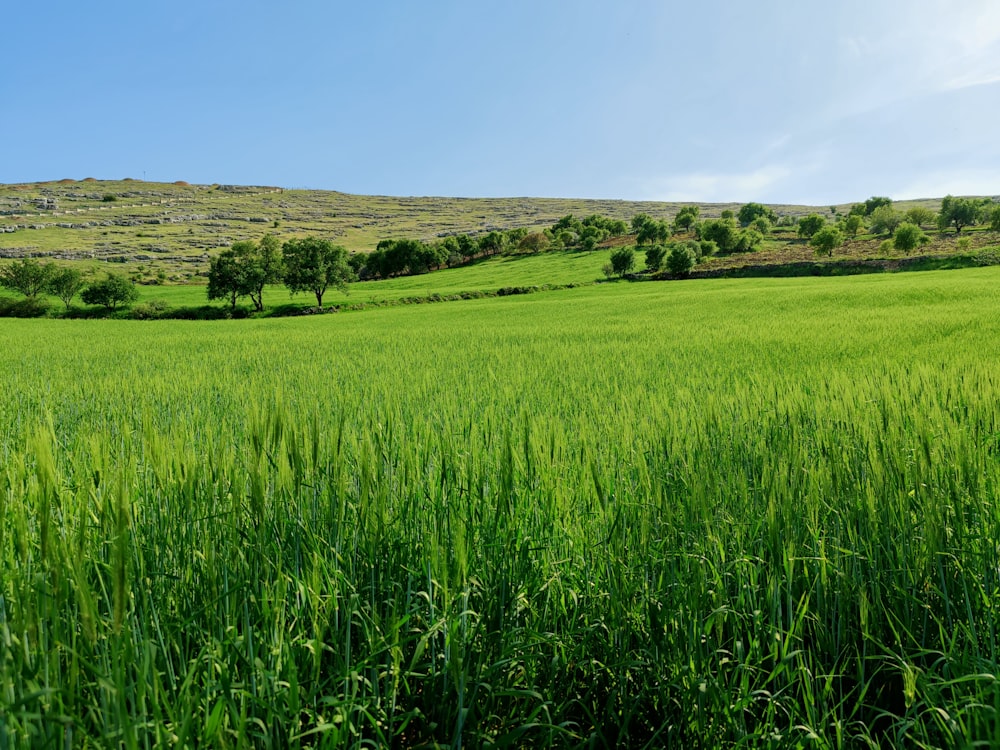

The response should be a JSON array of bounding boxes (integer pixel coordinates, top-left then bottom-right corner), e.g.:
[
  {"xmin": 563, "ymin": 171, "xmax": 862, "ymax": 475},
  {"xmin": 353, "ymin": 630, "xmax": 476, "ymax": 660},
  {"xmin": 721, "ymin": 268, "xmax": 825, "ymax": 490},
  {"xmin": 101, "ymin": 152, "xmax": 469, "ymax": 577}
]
[{"xmin": 0, "ymin": 260, "xmax": 138, "ymax": 310}]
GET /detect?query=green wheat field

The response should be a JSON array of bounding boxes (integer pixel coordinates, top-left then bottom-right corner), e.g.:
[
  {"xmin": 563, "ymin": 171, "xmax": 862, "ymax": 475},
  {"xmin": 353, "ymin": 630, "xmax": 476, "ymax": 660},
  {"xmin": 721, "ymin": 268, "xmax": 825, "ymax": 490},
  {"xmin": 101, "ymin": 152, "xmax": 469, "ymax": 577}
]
[{"xmin": 3, "ymin": 268, "xmax": 1000, "ymax": 747}]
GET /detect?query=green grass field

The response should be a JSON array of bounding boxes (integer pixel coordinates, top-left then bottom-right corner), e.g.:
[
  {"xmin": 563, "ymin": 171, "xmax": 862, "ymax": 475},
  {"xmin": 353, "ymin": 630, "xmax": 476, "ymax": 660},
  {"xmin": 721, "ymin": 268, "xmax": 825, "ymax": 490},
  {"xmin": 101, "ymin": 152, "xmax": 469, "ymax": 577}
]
[{"xmin": 3, "ymin": 268, "xmax": 1000, "ymax": 746}]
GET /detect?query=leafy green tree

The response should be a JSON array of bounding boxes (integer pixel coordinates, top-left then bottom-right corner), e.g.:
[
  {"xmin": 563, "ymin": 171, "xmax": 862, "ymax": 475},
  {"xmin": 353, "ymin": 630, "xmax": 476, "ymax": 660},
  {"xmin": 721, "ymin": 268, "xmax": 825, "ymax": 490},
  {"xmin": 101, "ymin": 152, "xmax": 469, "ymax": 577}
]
[
  {"xmin": 348, "ymin": 251, "xmax": 370, "ymax": 276},
  {"xmin": 644, "ymin": 244, "xmax": 666, "ymax": 271},
  {"xmin": 631, "ymin": 213, "xmax": 654, "ymax": 235},
  {"xmin": 206, "ymin": 236, "xmax": 283, "ymax": 311},
  {"xmin": 904, "ymin": 206, "xmax": 936, "ymax": 228},
  {"xmin": 207, "ymin": 248, "xmax": 245, "ymax": 309},
  {"xmin": 869, "ymin": 205, "xmax": 902, "ymax": 236},
  {"xmin": 456, "ymin": 234, "xmax": 478, "ymax": 261},
  {"xmin": 672, "ymin": 206, "xmax": 700, "ymax": 233},
  {"xmin": 809, "ymin": 226, "xmax": 843, "ymax": 257},
  {"xmin": 666, "ymin": 243, "xmax": 696, "ymax": 276},
  {"xmin": 47, "ymin": 267, "xmax": 85, "ymax": 309},
  {"xmin": 81, "ymin": 273, "xmax": 138, "ymax": 311},
  {"xmin": 579, "ymin": 225, "xmax": 610, "ymax": 251},
  {"xmin": 699, "ymin": 240, "xmax": 718, "ymax": 258},
  {"xmin": 635, "ymin": 219, "xmax": 668, "ymax": 246},
  {"xmin": 937, "ymin": 195, "xmax": 980, "ymax": 234},
  {"xmin": 863, "ymin": 196, "xmax": 892, "ymax": 215},
  {"xmin": 610, "ymin": 246, "xmax": 635, "ymax": 277},
  {"xmin": 892, "ymin": 223, "xmax": 930, "ymax": 254},
  {"xmin": 735, "ymin": 228, "xmax": 764, "ymax": 252},
  {"xmin": 282, "ymin": 237, "xmax": 355, "ymax": 307},
  {"xmin": 698, "ymin": 218, "xmax": 740, "ymax": 253},
  {"xmin": 479, "ymin": 231, "xmax": 505, "ymax": 256},
  {"xmin": 1, "ymin": 258, "xmax": 55, "ymax": 298},
  {"xmin": 989, "ymin": 205, "xmax": 1000, "ymax": 232},
  {"xmin": 797, "ymin": 214, "xmax": 826, "ymax": 239},
  {"xmin": 841, "ymin": 214, "xmax": 864, "ymax": 238},
  {"xmin": 750, "ymin": 216, "xmax": 771, "ymax": 235},
  {"xmin": 518, "ymin": 232, "xmax": 550, "ymax": 254},
  {"xmin": 737, "ymin": 202, "xmax": 777, "ymax": 227},
  {"xmin": 606, "ymin": 219, "xmax": 628, "ymax": 236},
  {"xmin": 720, "ymin": 209, "xmax": 735, "ymax": 220},
  {"xmin": 240, "ymin": 234, "xmax": 283, "ymax": 311}
]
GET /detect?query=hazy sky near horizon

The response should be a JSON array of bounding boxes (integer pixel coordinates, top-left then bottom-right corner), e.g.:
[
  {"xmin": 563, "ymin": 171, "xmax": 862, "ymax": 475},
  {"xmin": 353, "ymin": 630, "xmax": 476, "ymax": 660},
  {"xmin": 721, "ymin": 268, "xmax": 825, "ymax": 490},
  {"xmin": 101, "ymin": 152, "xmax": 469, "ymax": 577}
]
[{"xmin": 4, "ymin": 1, "xmax": 999, "ymax": 204}]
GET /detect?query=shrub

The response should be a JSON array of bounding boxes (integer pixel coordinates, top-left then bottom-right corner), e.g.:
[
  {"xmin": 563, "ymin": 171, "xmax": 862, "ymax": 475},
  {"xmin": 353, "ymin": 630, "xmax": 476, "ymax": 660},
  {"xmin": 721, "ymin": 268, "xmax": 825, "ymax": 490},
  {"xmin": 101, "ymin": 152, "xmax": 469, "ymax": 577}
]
[
  {"xmin": 667, "ymin": 243, "xmax": 696, "ymax": 277},
  {"xmin": 644, "ymin": 244, "xmax": 666, "ymax": 271},
  {"xmin": 610, "ymin": 246, "xmax": 635, "ymax": 277},
  {"xmin": 892, "ymin": 223, "xmax": 929, "ymax": 254},
  {"xmin": 81, "ymin": 273, "xmax": 139, "ymax": 311}
]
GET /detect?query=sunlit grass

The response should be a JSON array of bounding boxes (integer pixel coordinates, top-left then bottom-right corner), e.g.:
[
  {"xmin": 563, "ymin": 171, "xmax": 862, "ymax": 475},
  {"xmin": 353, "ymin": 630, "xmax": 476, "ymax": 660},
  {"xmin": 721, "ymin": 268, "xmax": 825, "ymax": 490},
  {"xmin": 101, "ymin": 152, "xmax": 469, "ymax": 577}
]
[{"xmin": 2, "ymin": 269, "xmax": 1000, "ymax": 746}]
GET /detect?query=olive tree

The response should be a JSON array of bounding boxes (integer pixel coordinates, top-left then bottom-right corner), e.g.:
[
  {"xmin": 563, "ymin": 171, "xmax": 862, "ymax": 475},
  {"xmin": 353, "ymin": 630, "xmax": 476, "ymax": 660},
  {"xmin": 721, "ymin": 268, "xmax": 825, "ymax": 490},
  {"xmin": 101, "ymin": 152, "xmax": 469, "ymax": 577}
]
[
  {"xmin": 937, "ymin": 195, "xmax": 980, "ymax": 234},
  {"xmin": 47, "ymin": 267, "xmax": 85, "ymax": 309},
  {"xmin": 893, "ymin": 223, "xmax": 929, "ymax": 254},
  {"xmin": 797, "ymin": 214, "xmax": 826, "ymax": 239},
  {"xmin": 0, "ymin": 259, "xmax": 55, "ymax": 298},
  {"xmin": 809, "ymin": 226, "xmax": 843, "ymax": 257},
  {"xmin": 609, "ymin": 246, "xmax": 635, "ymax": 277},
  {"xmin": 282, "ymin": 237, "xmax": 355, "ymax": 307},
  {"xmin": 81, "ymin": 273, "xmax": 138, "ymax": 311}
]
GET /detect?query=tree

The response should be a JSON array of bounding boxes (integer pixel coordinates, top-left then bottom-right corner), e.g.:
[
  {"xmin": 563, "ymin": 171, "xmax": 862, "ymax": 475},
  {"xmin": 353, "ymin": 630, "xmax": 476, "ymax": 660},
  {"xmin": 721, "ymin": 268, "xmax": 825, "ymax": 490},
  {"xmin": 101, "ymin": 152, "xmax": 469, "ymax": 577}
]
[
  {"xmin": 672, "ymin": 206, "xmax": 700, "ymax": 233},
  {"xmin": 734, "ymin": 228, "xmax": 763, "ymax": 252},
  {"xmin": 797, "ymin": 214, "xmax": 826, "ymax": 239},
  {"xmin": 892, "ymin": 223, "xmax": 929, "ymax": 254},
  {"xmin": 869, "ymin": 205, "xmax": 902, "ymax": 236},
  {"xmin": 240, "ymin": 235, "xmax": 283, "ymax": 311},
  {"xmin": 841, "ymin": 214, "xmax": 864, "ymax": 238},
  {"xmin": 990, "ymin": 205, "xmax": 1000, "ymax": 232},
  {"xmin": 863, "ymin": 196, "xmax": 892, "ymax": 215},
  {"xmin": 47, "ymin": 267, "xmax": 85, "ymax": 309},
  {"xmin": 904, "ymin": 206, "xmax": 936, "ymax": 228},
  {"xmin": 699, "ymin": 218, "xmax": 740, "ymax": 253},
  {"xmin": 579, "ymin": 224, "xmax": 610, "ymax": 251},
  {"xmin": 282, "ymin": 237, "xmax": 355, "ymax": 307},
  {"xmin": 737, "ymin": 202, "xmax": 777, "ymax": 227},
  {"xmin": 635, "ymin": 219, "xmax": 668, "ymax": 246},
  {"xmin": 81, "ymin": 273, "xmax": 138, "ymax": 311},
  {"xmin": 456, "ymin": 234, "xmax": 478, "ymax": 261},
  {"xmin": 644, "ymin": 244, "xmax": 666, "ymax": 271},
  {"xmin": 631, "ymin": 213, "xmax": 654, "ymax": 235},
  {"xmin": 609, "ymin": 246, "xmax": 635, "ymax": 277},
  {"xmin": 809, "ymin": 226, "xmax": 843, "ymax": 257},
  {"xmin": 1, "ymin": 259, "xmax": 55, "ymax": 298},
  {"xmin": 938, "ymin": 195, "xmax": 980, "ymax": 234},
  {"xmin": 666, "ymin": 243, "xmax": 696, "ymax": 276},
  {"xmin": 207, "ymin": 248, "xmax": 246, "ymax": 309},
  {"xmin": 750, "ymin": 216, "xmax": 771, "ymax": 235},
  {"xmin": 479, "ymin": 231, "xmax": 505, "ymax": 256},
  {"xmin": 518, "ymin": 232, "xmax": 550, "ymax": 254},
  {"xmin": 207, "ymin": 236, "xmax": 283, "ymax": 311}
]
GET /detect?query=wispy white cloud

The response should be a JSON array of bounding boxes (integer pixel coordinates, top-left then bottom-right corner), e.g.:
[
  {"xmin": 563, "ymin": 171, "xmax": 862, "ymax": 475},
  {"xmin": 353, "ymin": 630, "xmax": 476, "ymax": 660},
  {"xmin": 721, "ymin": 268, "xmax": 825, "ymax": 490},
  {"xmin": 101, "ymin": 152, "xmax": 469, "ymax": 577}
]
[{"xmin": 642, "ymin": 165, "xmax": 795, "ymax": 203}]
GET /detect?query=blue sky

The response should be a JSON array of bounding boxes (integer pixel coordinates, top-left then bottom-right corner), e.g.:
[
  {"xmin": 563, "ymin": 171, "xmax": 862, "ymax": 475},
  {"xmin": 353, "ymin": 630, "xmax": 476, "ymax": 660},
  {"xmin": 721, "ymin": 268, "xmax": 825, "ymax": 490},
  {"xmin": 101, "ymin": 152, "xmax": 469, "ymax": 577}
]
[{"xmin": 4, "ymin": 0, "xmax": 999, "ymax": 204}]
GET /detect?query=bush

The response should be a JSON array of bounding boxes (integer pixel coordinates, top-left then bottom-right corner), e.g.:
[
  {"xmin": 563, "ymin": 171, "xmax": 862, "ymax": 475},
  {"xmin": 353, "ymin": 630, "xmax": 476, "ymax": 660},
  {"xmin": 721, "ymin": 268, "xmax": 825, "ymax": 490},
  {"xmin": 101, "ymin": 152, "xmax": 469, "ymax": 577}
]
[
  {"xmin": 81, "ymin": 273, "xmax": 139, "ymax": 311},
  {"xmin": 130, "ymin": 299, "xmax": 171, "ymax": 320},
  {"xmin": 610, "ymin": 246, "xmax": 635, "ymax": 277},
  {"xmin": 102, "ymin": 194, "xmax": 118, "ymax": 202},
  {"xmin": 644, "ymin": 244, "xmax": 666, "ymax": 271},
  {"xmin": 0, "ymin": 296, "xmax": 51, "ymax": 318},
  {"xmin": 667, "ymin": 244, "xmax": 696, "ymax": 277},
  {"xmin": 892, "ymin": 223, "xmax": 929, "ymax": 254}
]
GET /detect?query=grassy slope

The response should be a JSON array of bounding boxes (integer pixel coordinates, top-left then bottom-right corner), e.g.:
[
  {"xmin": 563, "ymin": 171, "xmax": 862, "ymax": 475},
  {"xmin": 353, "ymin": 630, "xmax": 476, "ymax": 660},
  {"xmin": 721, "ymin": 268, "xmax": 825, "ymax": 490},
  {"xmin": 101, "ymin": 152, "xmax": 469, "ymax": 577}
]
[{"xmin": 1, "ymin": 178, "xmax": 978, "ymax": 284}]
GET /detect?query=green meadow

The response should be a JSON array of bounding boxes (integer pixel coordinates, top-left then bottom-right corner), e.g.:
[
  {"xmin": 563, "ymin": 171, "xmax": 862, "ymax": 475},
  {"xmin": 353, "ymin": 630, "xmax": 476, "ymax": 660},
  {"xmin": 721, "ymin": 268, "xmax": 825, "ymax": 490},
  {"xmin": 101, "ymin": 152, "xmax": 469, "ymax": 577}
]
[{"xmin": 2, "ymin": 269, "xmax": 1000, "ymax": 747}]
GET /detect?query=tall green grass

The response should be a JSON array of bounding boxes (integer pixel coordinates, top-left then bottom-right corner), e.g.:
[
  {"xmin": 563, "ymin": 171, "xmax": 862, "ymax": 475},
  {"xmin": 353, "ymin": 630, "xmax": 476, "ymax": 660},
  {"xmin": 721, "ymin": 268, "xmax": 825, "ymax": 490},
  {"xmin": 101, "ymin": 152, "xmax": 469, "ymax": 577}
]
[{"xmin": 2, "ymin": 270, "xmax": 1000, "ymax": 747}]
